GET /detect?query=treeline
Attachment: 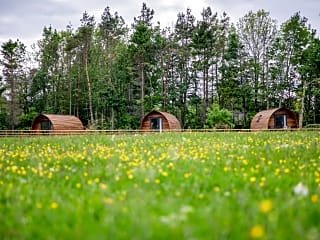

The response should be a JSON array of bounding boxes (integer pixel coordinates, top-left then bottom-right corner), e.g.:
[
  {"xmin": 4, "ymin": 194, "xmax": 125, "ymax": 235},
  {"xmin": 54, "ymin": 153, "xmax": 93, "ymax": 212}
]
[{"xmin": 1, "ymin": 3, "xmax": 319, "ymax": 130}]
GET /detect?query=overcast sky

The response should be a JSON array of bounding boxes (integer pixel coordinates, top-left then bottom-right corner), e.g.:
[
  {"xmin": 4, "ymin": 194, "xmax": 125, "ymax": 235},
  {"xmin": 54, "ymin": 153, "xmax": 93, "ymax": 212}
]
[{"xmin": 0, "ymin": 0, "xmax": 319, "ymax": 49}]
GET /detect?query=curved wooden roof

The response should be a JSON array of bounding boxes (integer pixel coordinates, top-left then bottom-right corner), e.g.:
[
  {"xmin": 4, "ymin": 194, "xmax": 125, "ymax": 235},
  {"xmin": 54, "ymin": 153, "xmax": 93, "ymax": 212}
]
[
  {"xmin": 141, "ymin": 110, "xmax": 181, "ymax": 130},
  {"xmin": 250, "ymin": 107, "xmax": 297, "ymax": 129},
  {"xmin": 31, "ymin": 114, "xmax": 84, "ymax": 131}
]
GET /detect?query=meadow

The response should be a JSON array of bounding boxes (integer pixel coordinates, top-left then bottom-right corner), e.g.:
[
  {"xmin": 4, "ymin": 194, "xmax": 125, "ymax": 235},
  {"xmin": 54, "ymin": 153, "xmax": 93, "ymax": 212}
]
[{"xmin": 0, "ymin": 131, "xmax": 319, "ymax": 240}]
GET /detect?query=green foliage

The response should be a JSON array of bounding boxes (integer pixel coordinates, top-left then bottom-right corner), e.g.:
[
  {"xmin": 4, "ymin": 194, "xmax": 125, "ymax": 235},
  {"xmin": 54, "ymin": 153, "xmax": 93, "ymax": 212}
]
[
  {"xmin": 16, "ymin": 108, "xmax": 38, "ymax": 129},
  {"xmin": 206, "ymin": 103, "xmax": 233, "ymax": 128},
  {"xmin": 185, "ymin": 105, "xmax": 203, "ymax": 129},
  {"xmin": 0, "ymin": 111, "xmax": 8, "ymax": 130},
  {"xmin": 0, "ymin": 39, "xmax": 26, "ymax": 129}
]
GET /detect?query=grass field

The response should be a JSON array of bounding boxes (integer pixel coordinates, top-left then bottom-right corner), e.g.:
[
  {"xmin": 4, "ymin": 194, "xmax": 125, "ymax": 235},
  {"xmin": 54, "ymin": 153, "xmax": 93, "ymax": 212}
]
[{"xmin": 0, "ymin": 131, "xmax": 320, "ymax": 240}]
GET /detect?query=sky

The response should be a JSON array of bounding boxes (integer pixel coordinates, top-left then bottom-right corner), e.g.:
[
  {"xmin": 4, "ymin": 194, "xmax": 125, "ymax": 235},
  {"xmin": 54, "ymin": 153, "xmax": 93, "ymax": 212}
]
[{"xmin": 0, "ymin": 0, "xmax": 319, "ymax": 50}]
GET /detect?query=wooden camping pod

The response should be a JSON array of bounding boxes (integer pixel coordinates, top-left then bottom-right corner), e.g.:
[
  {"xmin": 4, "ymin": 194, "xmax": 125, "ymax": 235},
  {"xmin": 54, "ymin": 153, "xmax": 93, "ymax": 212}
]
[
  {"xmin": 250, "ymin": 107, "xmax": 298, "ymax": 130},
  {"xmin": 31, "ymin": 114, "xmax": 84, "ymax": 134},
  {"xmin": 140, "ymin": 110, "xmax": 181, "ymax": 131}
]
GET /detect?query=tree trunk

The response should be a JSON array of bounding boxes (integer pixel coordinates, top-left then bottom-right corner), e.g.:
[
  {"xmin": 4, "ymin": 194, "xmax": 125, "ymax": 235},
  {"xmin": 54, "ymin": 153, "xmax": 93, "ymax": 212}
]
[
  {"xmin": 85, "ymin": 53, "xmax": 94, "ymax": 125},
  {"xmin": 299, "ymin": 79, "xmax": 306, "ymax": 129},
  {"xmin": 111, "ymin": 106, "xmax": 115, "ymax": 130},
  {"xmin": 140, "ymin": 62, "xmax": 145, "ymax": 117}
]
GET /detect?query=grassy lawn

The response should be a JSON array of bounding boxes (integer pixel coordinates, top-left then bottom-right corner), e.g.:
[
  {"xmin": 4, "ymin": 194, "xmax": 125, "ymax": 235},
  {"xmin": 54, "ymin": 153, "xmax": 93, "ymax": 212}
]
[{"xmin": 0, "ymin": 131, "xmax": 319, "ymax": 239}]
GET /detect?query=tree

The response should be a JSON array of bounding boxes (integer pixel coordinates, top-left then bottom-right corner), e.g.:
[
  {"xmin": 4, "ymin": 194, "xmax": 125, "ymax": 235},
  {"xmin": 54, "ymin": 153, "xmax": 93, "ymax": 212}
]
[
  {"xmin": 32, "ymin": 26, "xmax": 61, "ymax": 113},
  {"xmin": 237, "ymin": 10, "xmax": 277, "ymax": 111},
  {"xmin": 0, "ymin": 39, "xmax": 26, "ymax": 129},
  {"xmin": 219, "ymin": 25, "xmax": 246, "ymax": 125},
  {"xmin": 206, "ymin": 103, "xmax": 233, "ymax": 128},
  {"xmin": 191, "ymin": 7, "xmax": 219, "ymax": 124},
  {"xmin": 96, "ymin": 6, "xmax": 128, "ymax": 129},
  {"xmin": 78, "ymin": 12, "xmax": 96, "ymax": 125},
  {"xmin": 173, "ymin": 8, "xmax": 195, "ymax": 128},
  {"xmin": 297, "ymin": 29, "xmax": 320, "ymax": 127},
  {"xmin": 0, "ymin": 77, "xmax": 8, "ymax": 129},
  {"xmin": 129, "ymin": 3, "xmax": 155, "ymax": 118}
]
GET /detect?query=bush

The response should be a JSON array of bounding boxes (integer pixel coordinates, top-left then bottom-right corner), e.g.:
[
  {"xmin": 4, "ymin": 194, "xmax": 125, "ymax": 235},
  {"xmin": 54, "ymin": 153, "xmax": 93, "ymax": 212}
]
[{"xmin": 206, "ymin": 103, "xmax": 233, "ymax": 129}]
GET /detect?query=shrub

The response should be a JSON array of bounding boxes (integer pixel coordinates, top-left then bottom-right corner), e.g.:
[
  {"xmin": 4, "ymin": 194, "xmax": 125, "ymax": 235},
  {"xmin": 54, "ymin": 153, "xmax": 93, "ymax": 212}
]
[{"xmin": 206, "ymin": 103, "xmax": 233, "ymax": 129}]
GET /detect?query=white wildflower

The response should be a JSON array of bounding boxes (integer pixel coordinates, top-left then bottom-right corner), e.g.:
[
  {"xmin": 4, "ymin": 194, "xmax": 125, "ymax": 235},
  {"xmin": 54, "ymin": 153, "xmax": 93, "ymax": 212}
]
[{"xmin": 293, "ymin": 182, "xmax": 309, "ymax": 196}]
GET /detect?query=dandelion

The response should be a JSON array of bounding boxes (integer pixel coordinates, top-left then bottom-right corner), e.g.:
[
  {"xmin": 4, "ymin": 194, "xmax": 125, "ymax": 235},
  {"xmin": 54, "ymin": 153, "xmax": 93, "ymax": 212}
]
[
  {"xmin": 250, "ymin": 224, "xmax": 265, "ymax": 239},
  {"xmin": 259, "ymin": 200, "xmax": 273, "ymax": 213},
  {"xmin": 76, "ymin": 183, "xmax": 81, "ymax": 188}
]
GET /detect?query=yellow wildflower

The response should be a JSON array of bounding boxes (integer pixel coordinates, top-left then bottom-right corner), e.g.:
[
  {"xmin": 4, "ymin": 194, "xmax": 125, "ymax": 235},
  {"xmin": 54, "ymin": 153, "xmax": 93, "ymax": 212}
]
[
  {"xmin": 184, "ymin": 172, "xmax": 192, "ymax": 178},
  {"xmin": 250, "ymin": 224, "xmax": 265, "ymax": 239},
  {"xmin": 259, "ymin": 200, "xmax": 273, "ymax": 213},
  {"xmin": 250, "ymin": 177, "xmax": 256, "ymax": 183},
  {"xmin": 36, "ymin": 202, "xmax": 43, "ymax": 209},
  {"xmin": 50, "ymin": 202, "xmax": 58, "ymax": 209},
  {"xmin": 311, "ymin": 194, "xmax": 318, "ymax": 203},
  {"xmin": 103, "ymin": 197, "xmax": 114, "ymax": 205}
]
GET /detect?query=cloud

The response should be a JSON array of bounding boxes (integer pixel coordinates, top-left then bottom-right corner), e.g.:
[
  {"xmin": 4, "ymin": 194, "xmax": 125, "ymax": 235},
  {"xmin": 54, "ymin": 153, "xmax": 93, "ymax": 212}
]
[
  {"xmin": 0, "ymin": 0, "xmax": 76, "ymax": 41},
  {"xmin": 0, "ymin": 0, "xmax": 319, "ymax": 48}
]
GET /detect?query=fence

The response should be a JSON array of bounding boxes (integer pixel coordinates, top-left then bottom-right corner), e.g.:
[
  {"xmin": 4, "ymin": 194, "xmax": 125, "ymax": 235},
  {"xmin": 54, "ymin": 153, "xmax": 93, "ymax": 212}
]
[{"xmin": 0, "ymin": 128, "xmax": 319, "ymax": 137}]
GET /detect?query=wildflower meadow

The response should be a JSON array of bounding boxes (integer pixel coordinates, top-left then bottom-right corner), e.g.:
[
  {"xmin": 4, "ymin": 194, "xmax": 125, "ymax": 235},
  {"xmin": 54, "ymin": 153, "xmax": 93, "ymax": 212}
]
[{"xmin": 0, "ymin": 131, "xmax": 319, "ymax": 239}]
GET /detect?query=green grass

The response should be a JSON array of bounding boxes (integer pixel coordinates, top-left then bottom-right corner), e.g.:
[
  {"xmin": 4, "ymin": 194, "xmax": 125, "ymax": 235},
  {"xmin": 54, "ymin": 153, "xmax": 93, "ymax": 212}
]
[{"xmin": 0, "ymin": 132, "xmax": 320, "ymax": 239}]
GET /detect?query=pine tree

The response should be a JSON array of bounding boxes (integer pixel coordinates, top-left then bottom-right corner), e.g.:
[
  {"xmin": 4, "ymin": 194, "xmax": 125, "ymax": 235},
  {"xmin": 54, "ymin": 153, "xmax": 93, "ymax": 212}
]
[{"xmin": 0, "ymin": 39, "xmax": 26, "ymax": 129}]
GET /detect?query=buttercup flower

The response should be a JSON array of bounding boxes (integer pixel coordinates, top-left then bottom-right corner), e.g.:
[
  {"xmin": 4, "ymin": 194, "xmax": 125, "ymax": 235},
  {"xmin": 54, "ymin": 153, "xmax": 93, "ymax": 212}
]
[
  {"xmin": 250, "ymin": 224, "xmax": 265, "ymax": 239},
  {"xmin": 259, "ymin": 199, "xmax": 273, "ymax": 213}
]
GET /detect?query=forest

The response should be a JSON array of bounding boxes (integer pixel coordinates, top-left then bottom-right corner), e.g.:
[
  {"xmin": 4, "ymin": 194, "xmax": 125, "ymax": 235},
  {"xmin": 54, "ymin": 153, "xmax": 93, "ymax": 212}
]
[{"xmin": 1, "ymin": 3, "xmax": 320, "ymax": 130}]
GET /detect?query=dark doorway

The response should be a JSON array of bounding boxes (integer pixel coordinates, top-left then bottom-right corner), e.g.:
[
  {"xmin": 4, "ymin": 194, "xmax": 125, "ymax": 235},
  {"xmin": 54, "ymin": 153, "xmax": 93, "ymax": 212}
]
[
  {"xmin": 274, "ymin": 114, "xmax": 287, "ymax": 128},
  {"xmin": 150, "ymin": 118, "xmax": 162, "ymax": 131},
  {"xmin": 41, "ymin": 120, "xmax": 51, "ymax": 133}
]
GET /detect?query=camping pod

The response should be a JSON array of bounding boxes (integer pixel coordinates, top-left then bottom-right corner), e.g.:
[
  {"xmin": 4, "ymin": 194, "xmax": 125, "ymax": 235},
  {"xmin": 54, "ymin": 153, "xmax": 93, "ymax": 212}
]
[
  {"xmin": 140, "ymin": 110, "xmax": 181, "ymax": 132},
  {"xmin": 250, "ymin": 108, "xmax": 298, "ymax": 130},
  {"xmin": 31, "ymin": 114, "xmax": 84, "ymax": 134}
]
